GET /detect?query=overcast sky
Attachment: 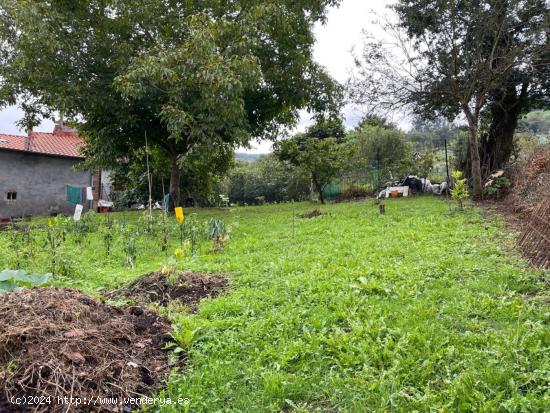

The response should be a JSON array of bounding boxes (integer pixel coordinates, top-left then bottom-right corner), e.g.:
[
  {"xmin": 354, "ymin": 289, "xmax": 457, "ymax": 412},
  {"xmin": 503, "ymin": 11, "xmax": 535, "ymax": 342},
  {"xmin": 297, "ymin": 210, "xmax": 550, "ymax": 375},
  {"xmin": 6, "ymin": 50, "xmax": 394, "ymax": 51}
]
[
  {"xmin": 0, "ymin": 0, "xmax": 400, "ymax": 153},
  {"xmin": 248, "ymin": 0, "xmax": 398, "ymax": 153}
]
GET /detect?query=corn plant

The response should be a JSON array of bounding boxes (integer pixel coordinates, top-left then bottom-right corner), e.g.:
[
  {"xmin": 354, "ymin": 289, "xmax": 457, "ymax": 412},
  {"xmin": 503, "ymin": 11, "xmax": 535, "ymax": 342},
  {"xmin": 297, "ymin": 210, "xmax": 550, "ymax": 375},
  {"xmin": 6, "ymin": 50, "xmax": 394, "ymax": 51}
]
[
  {"xmin": 122, "ymin": 228, "xmax": 138, "ymax": 268},
  {"xmin": 206, "ymin": 218, "xmax": 230, "ymax": 251},
  {"xmin": 159, "ymin": 212, "xmax": 169, "ymax": 252},
  {"xmin": 137, "ymin": 211, "xmax": 156, "ymax": 237},
  {"xmin": 22, "ymin": 225, "xmax": 34, "ymax": 262},
  {"xmin": 183, "ymin": 216, "xmax": 205, "ymax": 254},
  {"xmin": 8, "ymin": 224, "xmax": 24, "ymax": 269},
  {"xmin": 45, "ymin": 217, "xmax": 66, "ymax": 273},
  {"xmin": 124, "ymin": 239, "xmax": 137, "ymax": 268},
  {"xmin": 101, "ymin": 215, "xmax": 115, "ymax": 256}
]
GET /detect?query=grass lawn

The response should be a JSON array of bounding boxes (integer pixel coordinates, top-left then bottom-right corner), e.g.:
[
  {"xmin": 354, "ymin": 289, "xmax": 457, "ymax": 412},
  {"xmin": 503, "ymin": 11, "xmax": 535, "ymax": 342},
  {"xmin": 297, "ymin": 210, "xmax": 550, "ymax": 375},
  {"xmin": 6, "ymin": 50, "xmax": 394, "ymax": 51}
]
[{"xmin": 2, "ymin": 197, "xmax": 549, "ymax": 411}]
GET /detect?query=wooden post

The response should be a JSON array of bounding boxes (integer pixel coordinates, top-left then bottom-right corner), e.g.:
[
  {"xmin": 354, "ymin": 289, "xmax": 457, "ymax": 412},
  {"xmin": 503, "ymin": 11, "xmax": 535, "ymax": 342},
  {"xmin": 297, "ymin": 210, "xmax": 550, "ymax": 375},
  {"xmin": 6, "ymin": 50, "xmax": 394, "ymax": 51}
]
[
  {"xmin": 445, "ymin": 139, "xmax": 450, "ymax": 198},
  {"xmin": 145, "ymin": 131, "xmax": 153, "ymax": 219}
]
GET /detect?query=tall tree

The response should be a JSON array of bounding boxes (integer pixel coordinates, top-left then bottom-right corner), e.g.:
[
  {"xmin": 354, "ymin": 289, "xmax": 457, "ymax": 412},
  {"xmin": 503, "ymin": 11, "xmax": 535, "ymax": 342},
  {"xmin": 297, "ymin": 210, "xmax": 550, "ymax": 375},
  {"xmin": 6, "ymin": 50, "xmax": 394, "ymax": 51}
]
[
  {"xmin": 355, "ymin": 114, "xmax": 397, "ymax": 131},
  {"xmin": 347, "ymin": 123, "xmax": 413, "ymax": 185},
  {"xmin": 275, "ymin": 119, "xmax": 351, "ymax": 204},
  {"xmin": 0, "ymin": 0, "xmax": 342, "ymax": 206},
  {"xmin": 349, "ymin": 0, "xmax": 549, "ymax": 198}
]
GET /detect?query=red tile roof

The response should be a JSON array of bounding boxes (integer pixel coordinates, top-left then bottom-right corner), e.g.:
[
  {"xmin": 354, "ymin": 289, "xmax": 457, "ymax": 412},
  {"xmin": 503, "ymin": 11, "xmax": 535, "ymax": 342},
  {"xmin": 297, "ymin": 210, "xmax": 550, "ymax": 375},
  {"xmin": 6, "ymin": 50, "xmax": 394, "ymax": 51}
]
[
  {"xmin": 0, "ymin": 133, "xmax": 27, "ymax": 152},
  {"xmin": 0, "ymin": 130, "xmax": 85, "ymax": 158}
]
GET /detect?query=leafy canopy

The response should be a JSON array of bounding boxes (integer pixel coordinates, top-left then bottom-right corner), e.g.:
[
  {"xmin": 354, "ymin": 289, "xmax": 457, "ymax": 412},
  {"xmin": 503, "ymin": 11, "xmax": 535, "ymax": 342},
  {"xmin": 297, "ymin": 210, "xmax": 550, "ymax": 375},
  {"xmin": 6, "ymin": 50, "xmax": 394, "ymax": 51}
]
[
  {"xmin": 349, "ymin": 0, "xmax": 549, "ymax": 197},
  {"xmin": 275, "ymin": 119, "xmax": 352, "ymax": 203},
  {"xmin": 347, "ymin": 124, "xmax": 413, "ymax": 181},
  {"xmin": 0, "ymin": 0, "xmax": 343, "ymax": 202}
]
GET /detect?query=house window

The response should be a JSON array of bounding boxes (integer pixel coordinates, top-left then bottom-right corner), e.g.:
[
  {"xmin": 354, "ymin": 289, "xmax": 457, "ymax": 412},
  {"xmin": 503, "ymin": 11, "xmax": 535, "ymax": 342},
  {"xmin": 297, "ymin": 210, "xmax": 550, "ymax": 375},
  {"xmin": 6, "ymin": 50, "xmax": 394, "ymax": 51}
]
[{"xmin": 5, "ymin": 191, "xmax": 17, "ymax": 204}]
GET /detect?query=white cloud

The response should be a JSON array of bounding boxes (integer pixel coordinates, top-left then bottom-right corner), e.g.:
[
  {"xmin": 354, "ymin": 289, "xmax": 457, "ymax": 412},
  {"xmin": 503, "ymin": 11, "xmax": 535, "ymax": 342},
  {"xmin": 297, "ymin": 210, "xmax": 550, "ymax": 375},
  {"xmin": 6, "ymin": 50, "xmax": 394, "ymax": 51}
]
[{"xmin": 0, "ymin": 105, "xmax": 54, "ymax": 135}]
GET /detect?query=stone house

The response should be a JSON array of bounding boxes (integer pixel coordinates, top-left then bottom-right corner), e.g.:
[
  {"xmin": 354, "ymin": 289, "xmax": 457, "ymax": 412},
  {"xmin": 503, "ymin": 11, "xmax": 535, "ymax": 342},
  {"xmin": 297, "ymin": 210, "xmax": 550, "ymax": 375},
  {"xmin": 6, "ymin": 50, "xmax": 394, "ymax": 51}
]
[{"xmin": 0, "ymin": 122, "xmax": 109, "ymax": 219}]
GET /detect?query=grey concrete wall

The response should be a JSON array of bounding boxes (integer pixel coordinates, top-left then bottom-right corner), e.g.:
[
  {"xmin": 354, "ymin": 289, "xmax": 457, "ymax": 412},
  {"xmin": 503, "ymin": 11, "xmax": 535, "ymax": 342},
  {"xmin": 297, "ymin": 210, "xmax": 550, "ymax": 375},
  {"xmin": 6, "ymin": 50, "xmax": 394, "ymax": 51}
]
[{"xmin": 0, "ymin": 150, "xmax": 92, "ymax": 218}]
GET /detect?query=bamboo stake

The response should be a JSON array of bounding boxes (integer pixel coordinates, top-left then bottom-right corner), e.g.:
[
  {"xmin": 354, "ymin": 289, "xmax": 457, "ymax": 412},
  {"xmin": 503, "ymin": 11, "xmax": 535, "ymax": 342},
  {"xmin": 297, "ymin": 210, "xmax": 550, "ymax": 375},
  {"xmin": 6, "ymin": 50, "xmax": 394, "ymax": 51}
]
[{"xmin": 145, "ymin": 131, "xmax": 153, "ymax": 220}]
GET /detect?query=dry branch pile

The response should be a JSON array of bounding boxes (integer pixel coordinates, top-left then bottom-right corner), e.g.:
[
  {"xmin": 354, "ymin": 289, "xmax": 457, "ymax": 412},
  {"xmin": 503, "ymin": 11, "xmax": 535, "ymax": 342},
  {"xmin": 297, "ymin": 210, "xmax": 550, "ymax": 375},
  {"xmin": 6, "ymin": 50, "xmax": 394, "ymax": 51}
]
[
  {"xmin": 0, "ymin": 288, "xmax": 172, "ymax": 412},
  {"xmin": 507, "ymin": 144, "xmax": 550, "ymax": 268},
  {"xmin": 508, "ymin": 144, "xmax": 550, "ymax": 215}
]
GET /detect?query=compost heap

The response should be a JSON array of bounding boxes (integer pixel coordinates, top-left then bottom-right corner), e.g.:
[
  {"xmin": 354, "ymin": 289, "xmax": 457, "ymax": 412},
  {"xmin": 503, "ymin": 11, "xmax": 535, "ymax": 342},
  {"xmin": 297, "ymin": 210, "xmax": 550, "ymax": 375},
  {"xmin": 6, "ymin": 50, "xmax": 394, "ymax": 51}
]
[
  {"xmin": 298, "ymin": 209, "xmax": 324, "ymax": 219},
  {"xmin": 0, "ymin": 288, "xmax": 171, "ymax": 412},
  {"xmin": 108, "ymin": 271, "xmax": 227, "ymax": 309}
]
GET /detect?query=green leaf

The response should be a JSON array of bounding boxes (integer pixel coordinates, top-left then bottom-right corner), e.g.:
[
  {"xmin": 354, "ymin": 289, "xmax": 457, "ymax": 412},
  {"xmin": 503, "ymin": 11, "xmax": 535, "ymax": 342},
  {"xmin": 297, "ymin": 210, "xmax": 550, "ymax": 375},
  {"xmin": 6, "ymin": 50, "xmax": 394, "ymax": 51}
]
[
  {"xmin": 0, "ymin": 281, "xmax": 22, "ymax": 293},
  {"xmin": 0, "ymin": 269, "xmax": 26, "ymax": 281}
]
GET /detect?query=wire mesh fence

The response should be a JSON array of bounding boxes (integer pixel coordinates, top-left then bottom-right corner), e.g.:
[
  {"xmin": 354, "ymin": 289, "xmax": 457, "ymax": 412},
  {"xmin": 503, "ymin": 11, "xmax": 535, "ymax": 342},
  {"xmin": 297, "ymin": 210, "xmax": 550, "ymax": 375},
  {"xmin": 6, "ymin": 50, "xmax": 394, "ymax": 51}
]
[
  {"xmin": 323, "ymin": 167, "xmax": 384, "ymax": 200},
  {"xmin": 518, "ymin": 200, "xmax": 550, "ymax": 268}
]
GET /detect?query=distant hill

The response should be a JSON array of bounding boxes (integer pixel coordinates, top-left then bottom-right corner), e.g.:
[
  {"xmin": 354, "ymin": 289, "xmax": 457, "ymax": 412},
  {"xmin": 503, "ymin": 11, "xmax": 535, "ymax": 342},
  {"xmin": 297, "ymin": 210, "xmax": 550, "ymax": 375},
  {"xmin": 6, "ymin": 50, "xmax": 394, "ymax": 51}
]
[{"xmin": 235, "ymin": 152, "xmax": 266, "ymax": 162}]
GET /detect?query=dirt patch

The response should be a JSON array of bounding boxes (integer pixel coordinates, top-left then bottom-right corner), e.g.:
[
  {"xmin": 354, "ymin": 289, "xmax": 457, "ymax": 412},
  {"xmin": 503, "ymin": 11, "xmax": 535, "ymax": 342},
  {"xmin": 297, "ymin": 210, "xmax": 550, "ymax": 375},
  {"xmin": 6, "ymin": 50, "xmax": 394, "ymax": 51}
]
[
  {"xmin": 108, "ymin": 271, "xmax": 227, "ymax": 309},
  {"xmin": 478, "ymin": 200, "xmax": 524, "ymax": 233},
  {"xmin": 0, "ymin": 288, "xmax": 172, "ymax": 412},
  {"xmin": 298, "ymin": 209, "xmax": 325, "ymax": 219},
  {"xmin": 479, "ymin": 199, "xmax": 550, "ymax": 268}
]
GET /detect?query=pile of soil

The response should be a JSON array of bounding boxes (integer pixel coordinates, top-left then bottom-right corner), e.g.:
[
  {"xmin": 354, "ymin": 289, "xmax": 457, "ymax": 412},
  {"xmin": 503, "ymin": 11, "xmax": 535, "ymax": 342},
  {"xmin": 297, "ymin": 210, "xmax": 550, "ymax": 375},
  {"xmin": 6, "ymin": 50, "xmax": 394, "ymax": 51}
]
[
  {"xmin": 0, "ymin": 288, "xmax": 172, "ymax": 412},
  {"xmin": 298, "ymin": 209, "xmax": 325, "ymax": 219},
  {"xmin": 108, "ymin": 271, "xmax": 227, "ymax": 309}
]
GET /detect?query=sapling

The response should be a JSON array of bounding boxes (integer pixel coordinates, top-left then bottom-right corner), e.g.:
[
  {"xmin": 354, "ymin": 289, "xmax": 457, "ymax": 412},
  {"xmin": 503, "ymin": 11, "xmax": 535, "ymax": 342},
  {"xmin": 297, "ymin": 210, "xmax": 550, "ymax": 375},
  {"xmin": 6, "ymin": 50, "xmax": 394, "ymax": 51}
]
[
  {"xmin": 161, "ymin": 248, "xmax": 185, "ymax": 276},
  {"xmin": 450, "ymin": 171, "xmax": 469, "ymax": 210},
  {"xmin": 292, "ymin": 201, "xmax": 296, "ymax": 239},
  {"xmin": 137, "ymin": 211, "xmax": 155, "ymax": 237}
]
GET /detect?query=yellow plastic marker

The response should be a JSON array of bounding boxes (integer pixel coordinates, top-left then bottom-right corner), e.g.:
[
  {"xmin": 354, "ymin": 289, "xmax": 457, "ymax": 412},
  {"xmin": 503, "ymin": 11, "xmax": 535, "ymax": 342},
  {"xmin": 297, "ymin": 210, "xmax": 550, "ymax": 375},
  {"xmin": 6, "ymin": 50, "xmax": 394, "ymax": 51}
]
[{"xmin": 175, "ymin": 207, "xmax": 185, "ymax": 224}]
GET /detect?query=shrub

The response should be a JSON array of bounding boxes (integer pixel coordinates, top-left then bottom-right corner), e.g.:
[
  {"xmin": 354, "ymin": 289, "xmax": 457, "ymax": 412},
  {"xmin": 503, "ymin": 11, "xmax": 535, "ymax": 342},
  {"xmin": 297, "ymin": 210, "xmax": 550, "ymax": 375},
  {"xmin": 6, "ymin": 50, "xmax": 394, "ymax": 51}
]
[
  {"xmin": 340, "ymin": 185, "xmax": 370, "ymax": 200},
  {"xmin": 101, "ymin": 215, "xmax": 116, "ymax": 256},
  {"xmin": 226, "ymin": 155, "xmax": 310, "ymax": 205},
  {"xmin": 484, "ymin": 176, "xmax": 511, "ymax": 198}
]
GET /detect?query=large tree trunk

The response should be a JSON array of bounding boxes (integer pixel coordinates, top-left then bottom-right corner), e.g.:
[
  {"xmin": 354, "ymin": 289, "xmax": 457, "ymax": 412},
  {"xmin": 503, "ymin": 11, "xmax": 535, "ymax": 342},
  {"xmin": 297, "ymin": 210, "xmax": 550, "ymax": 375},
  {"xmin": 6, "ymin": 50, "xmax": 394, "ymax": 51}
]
[
  {"xmin": 467, "ymin": 124, "xmax": 483, "ymax": 199},
  {"xmin": 318, "ymin": 186, "xmax": 325, "ymax": 204},
  {"xmin": 479, "ymin": 83, "xmax": 526, "ymax": 176},
  {"xmin": 312, "ymin": 175, "xmax": 325, "ymax": 204},
  {"xmin": 169, "ymin": 156, "xmax": 181, "ymax": 210}
]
